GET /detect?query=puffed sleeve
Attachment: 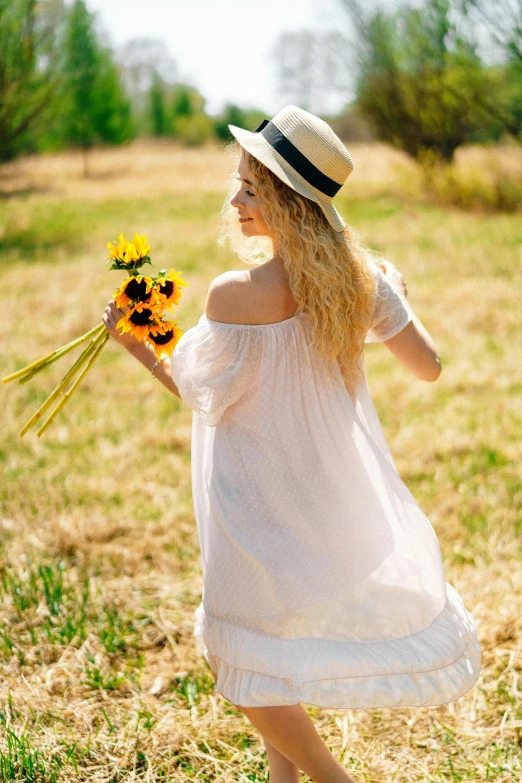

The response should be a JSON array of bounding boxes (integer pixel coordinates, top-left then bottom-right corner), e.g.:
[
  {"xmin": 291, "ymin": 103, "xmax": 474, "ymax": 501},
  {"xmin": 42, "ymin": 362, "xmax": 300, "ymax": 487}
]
[
  {"xmin": 170, "ymin": 315, "xmax": 262, "ymax": 427},
  {"xmin": 365, "ymin": 261, "xmax": 414, "ymax": 343}
]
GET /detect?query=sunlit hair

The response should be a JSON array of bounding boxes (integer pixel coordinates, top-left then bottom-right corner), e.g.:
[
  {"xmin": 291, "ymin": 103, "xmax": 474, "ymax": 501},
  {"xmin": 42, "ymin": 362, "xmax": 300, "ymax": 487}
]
[{"xmin": 218, "ymin": 146, "xmax": 378, "ymax": 400}]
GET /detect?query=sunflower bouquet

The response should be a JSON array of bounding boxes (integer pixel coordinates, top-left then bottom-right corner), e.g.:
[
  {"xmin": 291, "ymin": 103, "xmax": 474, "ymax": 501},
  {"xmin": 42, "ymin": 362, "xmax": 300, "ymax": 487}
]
[{"xmin": 2, "ymin": 233, "xmax": 188, "ymax": 437}]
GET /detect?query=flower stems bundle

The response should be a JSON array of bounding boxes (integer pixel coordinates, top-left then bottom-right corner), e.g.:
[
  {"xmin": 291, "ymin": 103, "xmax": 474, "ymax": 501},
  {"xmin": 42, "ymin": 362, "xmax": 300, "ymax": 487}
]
[
  {"xmin": 18, "ymin": 327, "xmax": 110, "ymax": 438},
  {"xmin": 2, "ymin": 233, "xmax": 188, "ymax": 437}
]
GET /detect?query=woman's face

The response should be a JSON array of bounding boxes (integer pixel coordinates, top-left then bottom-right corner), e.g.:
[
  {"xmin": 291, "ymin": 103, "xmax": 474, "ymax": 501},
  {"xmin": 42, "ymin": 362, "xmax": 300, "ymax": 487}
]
[{"xmin": 230, "ymin": 152, "xmax": 271, "ymax": 238}]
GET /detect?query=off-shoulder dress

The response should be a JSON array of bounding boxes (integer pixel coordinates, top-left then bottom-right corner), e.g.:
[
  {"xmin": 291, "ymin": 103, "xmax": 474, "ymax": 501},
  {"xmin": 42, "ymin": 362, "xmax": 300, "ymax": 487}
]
[{"xmin": 169, "ymin": 260, "xmax": 481, "ymax": 709}]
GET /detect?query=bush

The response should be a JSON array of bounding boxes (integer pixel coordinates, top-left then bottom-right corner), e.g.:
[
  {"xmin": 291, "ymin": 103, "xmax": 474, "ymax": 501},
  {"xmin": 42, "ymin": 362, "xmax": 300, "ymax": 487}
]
[
  {"xmin": 419, "ymin": 147, "xmax": 522, "ymax": 211},
  {"xmin": 174, "ymin": 114, "xmax": 213, "ymax": 146}
]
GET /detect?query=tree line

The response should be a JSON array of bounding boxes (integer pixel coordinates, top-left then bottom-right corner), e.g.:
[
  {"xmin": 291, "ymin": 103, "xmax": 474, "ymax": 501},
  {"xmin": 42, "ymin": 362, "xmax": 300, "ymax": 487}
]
[
  {"xmin": 1, "ymin": 0, "xmax": 521, "ymax": 166},
  {"xmin": 0, "ymin": 0, "xmax": 264, "ymax": 163}
]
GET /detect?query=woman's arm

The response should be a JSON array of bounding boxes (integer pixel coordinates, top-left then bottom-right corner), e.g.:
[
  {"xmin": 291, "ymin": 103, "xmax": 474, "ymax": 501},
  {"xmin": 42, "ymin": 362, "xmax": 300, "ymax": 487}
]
[
  {"xmin": 376, "ymin": 260, "xmax": 442, "ymax": 382},
  {"xmin": 383, "ymin": 318, "xmax": 441, "ymax": 381},
  {"xmin": 102, "ymin": 300, "xmax": 182, "ymax": 399}
]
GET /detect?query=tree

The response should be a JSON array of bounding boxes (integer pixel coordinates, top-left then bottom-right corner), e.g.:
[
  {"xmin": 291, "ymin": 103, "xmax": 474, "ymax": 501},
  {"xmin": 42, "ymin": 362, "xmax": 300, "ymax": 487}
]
[
  {"xmin": 119, "ymin": 37, "xmax": 178, "ymax": 95},
  {"xmin": 171, "ymin": 84, "xmax": 198, "ymax": 122},
  {"xmin": 458, "ymin": 0, "xmax": 522, "ymax": 62},
  {"xmin": 91, "ymin": 51, "xmax": 134, "ymax": 145},
  {"xmin": 61, "ymin": 0, "xmax": 133, "ymax": 170},
  {"xmin": 213, "ymin": 105, "xmax": 270, "ymax": 142},
  {"xmin": 271, "ymin": 30, "xmax": 353, "ymax": 115},
  {"xmin": 149, "ymin": 71, "xmax": 168, "ymax": 136},
  {"xmin": 118, "ymin": 37, "xmax": 177, "ymax": 133},
  {"xmin": 458, "ymin": 0, "xmax": 522, "ymax": 138},
  {"xmin": 0, "ymin": 0, "xmax": 63, "ymax": 162},
  {"xmin": 214, "ymin": 104, "xmax": 248, "ymax": 142},
  {"xmin": 170, "ymin": 84, "xmax": 208, "ymax": 142},
  {"xmin": 61, "ymin": 0, "xmax": 99, "ymax": 150},
  {"xmin": 341, "ymin": 0, "xmax": 505, "ymax": 160}
]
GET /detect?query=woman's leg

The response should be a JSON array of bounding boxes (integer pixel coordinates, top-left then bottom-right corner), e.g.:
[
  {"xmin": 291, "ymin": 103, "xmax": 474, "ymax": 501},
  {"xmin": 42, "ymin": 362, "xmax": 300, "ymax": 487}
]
[
  {"xmin": 236, "ymin": 703, "xmax": 357, "ymax": 783},
  {"xmin": 209, "ymin": 663, "xmax": 299, "ymax": 781},
  {"xmin": 263, "ymin": 738, "xmax": 300, "ymax": 783}
]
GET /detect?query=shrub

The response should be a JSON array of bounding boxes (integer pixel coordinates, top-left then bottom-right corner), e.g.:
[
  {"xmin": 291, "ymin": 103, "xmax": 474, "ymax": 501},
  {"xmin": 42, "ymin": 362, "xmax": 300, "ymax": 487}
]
[
  {"xmin": 419, "ymin": 147, "xmax": 522, "ymax": 211},
  {"xmin": 174, "ymin": 114, "xmax": 213, "ymax": 146}
]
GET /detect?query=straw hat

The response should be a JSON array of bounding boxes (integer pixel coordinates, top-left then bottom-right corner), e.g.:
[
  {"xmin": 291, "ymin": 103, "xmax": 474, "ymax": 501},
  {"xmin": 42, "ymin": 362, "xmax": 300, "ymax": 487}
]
[{"xmin": 228, "ymin": 105, "xmax": 353, "ymax": 232}]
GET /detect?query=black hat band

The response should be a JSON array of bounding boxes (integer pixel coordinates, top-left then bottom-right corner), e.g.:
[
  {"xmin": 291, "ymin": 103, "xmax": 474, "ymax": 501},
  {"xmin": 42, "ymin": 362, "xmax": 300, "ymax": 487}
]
[{"xmin": 254, "ymin": 119, "xmax": 343, "ymax": 199}]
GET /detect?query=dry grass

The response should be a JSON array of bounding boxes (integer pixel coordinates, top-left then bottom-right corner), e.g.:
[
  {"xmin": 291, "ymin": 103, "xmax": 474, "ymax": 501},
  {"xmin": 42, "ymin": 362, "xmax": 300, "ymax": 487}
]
[
  {"xmin": 1, "ymin": 137, "xmax": 520, "ymax": 209},
  {"xmin": 0, "ymin": 139, "xmax": 231, "ymax": 200},
  {"xmin": 0, "ymin": 141, "xmax": 521, "ymax": 782}
]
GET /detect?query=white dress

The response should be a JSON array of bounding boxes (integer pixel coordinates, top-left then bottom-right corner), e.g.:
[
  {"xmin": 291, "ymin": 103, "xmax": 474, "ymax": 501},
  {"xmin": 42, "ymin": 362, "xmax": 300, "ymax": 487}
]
[{"xmin": 170, "ymin": 261, "xmax": 481, "ymax": 709}]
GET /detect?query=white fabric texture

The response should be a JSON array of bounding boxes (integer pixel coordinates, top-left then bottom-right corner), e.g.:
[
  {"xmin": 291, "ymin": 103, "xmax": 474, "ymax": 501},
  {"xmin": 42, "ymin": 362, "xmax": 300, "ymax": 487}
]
[{"xmin": 170, "ymin": 261, "xmax": 481, "ymax": 709}]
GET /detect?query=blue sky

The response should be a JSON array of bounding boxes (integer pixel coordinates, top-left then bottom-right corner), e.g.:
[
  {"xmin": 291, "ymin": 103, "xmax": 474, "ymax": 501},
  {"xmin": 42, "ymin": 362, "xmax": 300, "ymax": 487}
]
[{"xmin": 85, "ymin": 0, "xmax": 349, "ymax": 114}]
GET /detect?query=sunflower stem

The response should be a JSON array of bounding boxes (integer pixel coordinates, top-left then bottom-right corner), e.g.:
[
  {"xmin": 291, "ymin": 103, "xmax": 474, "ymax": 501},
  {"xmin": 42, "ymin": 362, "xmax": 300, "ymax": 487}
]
[
  {"xmin": 18, "ymin": 323, "xmax": 107, "ymax": 384},
  {"xmin": 36, "ymin": 332, "xmax": 110, "ymax": 437},
  {"xmin": 19, "ymin": 329, "xmax": 107, "ymax": 437},
  {"xmin": 2, "ymin": 323, "xmax": 106, "ymax": 385}
]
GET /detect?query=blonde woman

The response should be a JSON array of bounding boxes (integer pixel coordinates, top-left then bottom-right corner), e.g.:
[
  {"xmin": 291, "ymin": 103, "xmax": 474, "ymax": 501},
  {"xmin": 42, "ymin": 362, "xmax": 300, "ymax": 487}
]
[{"xmin": 103, "ymin": 106, "xmax": 481, "ymax": 783}]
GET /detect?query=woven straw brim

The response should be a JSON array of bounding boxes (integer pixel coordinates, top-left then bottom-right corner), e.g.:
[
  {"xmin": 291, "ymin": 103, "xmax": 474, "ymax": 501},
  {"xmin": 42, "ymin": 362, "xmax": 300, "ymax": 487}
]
[{"xmin": 228, "ymin": 124, "xmax": 346, "ymax": 232}]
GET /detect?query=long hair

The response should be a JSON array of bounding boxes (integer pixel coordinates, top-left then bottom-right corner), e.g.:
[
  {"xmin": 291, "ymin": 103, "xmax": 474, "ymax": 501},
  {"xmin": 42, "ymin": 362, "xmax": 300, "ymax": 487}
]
[{"xmin": 218, "ymin": 147, "xmax": 377, "ymax": 400}]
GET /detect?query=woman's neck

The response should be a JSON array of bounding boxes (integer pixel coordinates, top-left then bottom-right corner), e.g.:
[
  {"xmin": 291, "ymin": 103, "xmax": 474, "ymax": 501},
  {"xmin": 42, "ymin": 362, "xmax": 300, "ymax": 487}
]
[{"xmin": 263, "ymin": 250, "xmax": 284, "ymax": 270}]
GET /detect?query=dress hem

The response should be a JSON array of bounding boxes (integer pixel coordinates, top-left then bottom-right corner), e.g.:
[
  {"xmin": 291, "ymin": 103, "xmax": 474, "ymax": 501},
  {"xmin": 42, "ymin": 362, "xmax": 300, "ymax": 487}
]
[{"xmin": 194, "ymin": 582, "xmax": 481, "ymax": 709}]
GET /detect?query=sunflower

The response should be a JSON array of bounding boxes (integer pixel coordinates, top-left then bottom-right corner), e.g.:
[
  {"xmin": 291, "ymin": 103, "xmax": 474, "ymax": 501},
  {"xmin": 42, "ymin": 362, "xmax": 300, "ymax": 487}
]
[
  {"xmin": 107, "ymin": 233, "xmax": 151, "ymax": 271},
  {"xmin": 113, "ymin": 275, "xmax": 158, "ymax": 309},
  {"xmin": 155, "ymin": 269, "xmax": 189, "ymax": 310},
  {"xmin": 107, "ymin": 232, "xmax": 128, "ymax": 261},
  {"xmin": 117, "ymin": 303, "xmax": 159, "ymax": 341},
  {"xmin": 147, "ymin": 320, "xmax": 183, "ymax": 358},
  {"xmin": 122, "ymin": 234, "xmax": 151, "ymax": 265},
  {"xmin": 131, "ymin": 234, "xmax": 151, "ymax": 260}
]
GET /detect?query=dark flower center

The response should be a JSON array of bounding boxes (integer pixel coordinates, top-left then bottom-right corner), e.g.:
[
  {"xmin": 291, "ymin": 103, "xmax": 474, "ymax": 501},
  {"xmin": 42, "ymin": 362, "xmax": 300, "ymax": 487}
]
[
  {"xmin": 124, "ymin": 278, "xmax": 151, "ymax": 302},
  {"xmin": 129, "ymin": 308, "xmax": 153, "ymax": 325},
  {"xmin": 159, "ymin": 280, "xmax": 174, "ymax": 298},
  {"xmin": 149, "ymin": 329, "xmax": 174, "ymax": 345}
]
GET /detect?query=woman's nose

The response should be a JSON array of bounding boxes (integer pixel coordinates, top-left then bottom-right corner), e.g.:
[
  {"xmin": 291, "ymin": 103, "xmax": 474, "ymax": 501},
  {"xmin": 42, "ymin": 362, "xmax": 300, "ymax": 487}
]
[{"xmin": 230, "ymin": 188, "xmax": 243, "ymax": 208}]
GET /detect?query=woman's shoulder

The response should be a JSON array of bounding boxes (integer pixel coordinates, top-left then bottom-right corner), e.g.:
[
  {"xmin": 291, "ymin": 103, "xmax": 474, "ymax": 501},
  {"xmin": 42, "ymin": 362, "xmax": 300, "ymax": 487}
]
[
  {"xmin": 205, "ymin": 268, "xmax": 298, "ymax": 326},
  {"xmin": 204, "ymin": 270, "xmax": 253, "ymax": 325}
]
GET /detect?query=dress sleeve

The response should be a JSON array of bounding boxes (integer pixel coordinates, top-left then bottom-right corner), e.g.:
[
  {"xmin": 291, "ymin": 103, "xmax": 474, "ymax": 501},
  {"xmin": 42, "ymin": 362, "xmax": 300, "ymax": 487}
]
[
  {"xmin": 365, "ymin": 261, "xmax": 414, "ymax": 343},
  {"xmin": 170, "ymin": 315, "xmax": 261, "ymax": 427}
]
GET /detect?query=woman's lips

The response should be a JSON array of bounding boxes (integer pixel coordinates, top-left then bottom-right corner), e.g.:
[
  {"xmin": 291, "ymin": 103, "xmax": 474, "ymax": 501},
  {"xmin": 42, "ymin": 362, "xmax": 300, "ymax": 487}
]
[{"xmin": 239, "ymin": 217, "xmax": 253, "ymax": 223}]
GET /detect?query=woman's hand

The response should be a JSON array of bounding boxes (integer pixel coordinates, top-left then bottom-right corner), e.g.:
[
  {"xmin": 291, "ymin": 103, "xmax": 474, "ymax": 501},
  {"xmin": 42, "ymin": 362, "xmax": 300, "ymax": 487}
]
[
  {"xmin": 377, "ymin": 259, "xmax": 408, "ymax": 299},
  {"xmin": 102, "ymin": 300, "xmax": 140, "ymax": 352}
]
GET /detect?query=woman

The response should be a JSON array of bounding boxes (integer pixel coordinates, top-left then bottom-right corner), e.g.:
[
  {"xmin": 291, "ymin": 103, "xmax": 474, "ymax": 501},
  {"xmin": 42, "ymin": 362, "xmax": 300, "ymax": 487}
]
[{"xmin": 103, "ymin": 106, "xmax": 481, "ymax": 783}]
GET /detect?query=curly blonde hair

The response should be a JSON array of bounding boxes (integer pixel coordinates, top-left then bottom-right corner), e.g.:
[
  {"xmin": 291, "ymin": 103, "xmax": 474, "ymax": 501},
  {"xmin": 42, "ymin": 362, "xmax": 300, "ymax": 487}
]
[{"xmin": 218, "ymin": 147, "xmax": 377, "ymax": 400}]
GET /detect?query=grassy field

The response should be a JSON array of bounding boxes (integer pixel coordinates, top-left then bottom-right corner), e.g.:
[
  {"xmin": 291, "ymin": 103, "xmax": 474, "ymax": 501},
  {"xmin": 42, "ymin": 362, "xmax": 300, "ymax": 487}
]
[{"xmin": 0, "ymin": 139, "xmax": 521, "ymax": 782}]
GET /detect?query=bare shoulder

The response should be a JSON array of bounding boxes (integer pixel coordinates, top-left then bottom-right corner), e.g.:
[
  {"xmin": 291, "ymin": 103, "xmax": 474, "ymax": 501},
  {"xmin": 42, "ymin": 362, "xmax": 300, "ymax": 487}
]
[
  {"xmin": 205, "ymin": 270, "xmax": 253, "ymax": 324},
  {"xmin": 205, "ymin": 266, "xmax": 298, "ymax": 325}
]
